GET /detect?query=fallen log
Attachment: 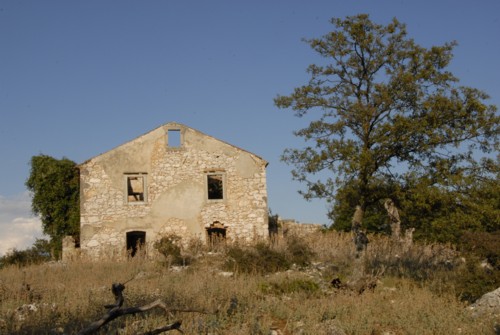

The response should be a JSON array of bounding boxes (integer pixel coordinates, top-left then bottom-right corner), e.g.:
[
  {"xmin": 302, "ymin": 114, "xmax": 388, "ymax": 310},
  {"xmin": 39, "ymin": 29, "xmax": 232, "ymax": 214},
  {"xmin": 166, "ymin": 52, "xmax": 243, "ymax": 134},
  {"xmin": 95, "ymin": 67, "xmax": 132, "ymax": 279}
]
[{"xmin": 78, "ymin": 282, "xmax": 209, "ymax": 335}]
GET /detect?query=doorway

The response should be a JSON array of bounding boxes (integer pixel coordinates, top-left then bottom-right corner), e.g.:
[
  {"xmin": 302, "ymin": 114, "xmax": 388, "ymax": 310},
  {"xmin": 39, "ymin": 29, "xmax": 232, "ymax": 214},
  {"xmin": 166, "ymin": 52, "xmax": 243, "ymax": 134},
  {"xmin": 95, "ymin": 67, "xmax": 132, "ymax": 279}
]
[
  {"xmin": 126, "ymin": 231, "xmax": 146, "ymax": 257},
  {"xmin": 206, "ymin": 221, "xmax": 226, "ymax": 249}
]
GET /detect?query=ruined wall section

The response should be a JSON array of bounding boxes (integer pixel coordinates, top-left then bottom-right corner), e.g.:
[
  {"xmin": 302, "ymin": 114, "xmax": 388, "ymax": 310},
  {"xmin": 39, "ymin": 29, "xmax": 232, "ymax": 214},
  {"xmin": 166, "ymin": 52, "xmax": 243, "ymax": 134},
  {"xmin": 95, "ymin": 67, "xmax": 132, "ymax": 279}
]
[
  {"xmin": 151, "ymin": 126, "xmax": 269, "ymax": 243},
  {"xmin": 278, "ymin": 219, "xmax": 323, "ymax": 238},
  {"xmin": 79, "ymin": 124, "xmax": 268, "ymax": 259}
]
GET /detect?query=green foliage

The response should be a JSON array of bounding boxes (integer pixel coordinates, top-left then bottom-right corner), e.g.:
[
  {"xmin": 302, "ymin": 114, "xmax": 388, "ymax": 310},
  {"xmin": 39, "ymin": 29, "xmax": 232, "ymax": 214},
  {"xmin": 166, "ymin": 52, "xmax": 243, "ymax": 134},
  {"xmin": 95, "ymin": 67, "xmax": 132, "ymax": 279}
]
[
  {"xmin": 330, "ymin": 179, "xmax": 393, "ymax": 233},
  {"xmin": 285, "ymin": 234, "xmax": 316, "ymax": 267},
  {"xmin": 275, "ymin": 14, "xmax": 499, "ymax": 240},
  {"xmin": 0, "ymin": 239, "xmax": 51, "ymax": 268},
  {"xmin": 362, "ymin": 233, "xmax": 500, "ymax": 303},
  {"xmin": 225, "ymin": 242, "xmax": 290, "ymax": 274},
  {"xmin": 154, "ymin": 234, "xmax": 187, "ymax": 266},
  {"xmin": 367, "ymin": 241, "xmax": 459, "ymax": 282},
  {"xmin": 397, "ymin": 161, "xmax": 500, "ymax": 243},
  {"xmin": 224, "ymin": 236, "xmax": 316, "ymax": 274},
  {"xmin": 460, "ymin": 231, "xmax": 500, "ymax": 270},
  {"xmin": 331, "ymin": 165, "xmax": 500, "ymax": 243},
  {"xmin": 25, "ymin": 155, "xmax": 80, "ymax": 258},
  {"xmin": 453, "ymin": 257, "xmax": 500, "ymax": 303},
  {"xmin": 224, "ymin": 244, "xmax": 259, "ymax": 273},
  {"xmin": 254, "ymin": 242, "xmax": 291, "ymax": 273}
]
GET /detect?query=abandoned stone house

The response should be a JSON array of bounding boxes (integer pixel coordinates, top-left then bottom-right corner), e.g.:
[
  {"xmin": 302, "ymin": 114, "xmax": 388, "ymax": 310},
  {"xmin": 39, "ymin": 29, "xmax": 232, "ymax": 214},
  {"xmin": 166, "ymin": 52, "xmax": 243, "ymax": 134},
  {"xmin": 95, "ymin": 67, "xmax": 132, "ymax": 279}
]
[{"xmin": 77, "ymin": 122, "xmax": 269, "ymax": 259}]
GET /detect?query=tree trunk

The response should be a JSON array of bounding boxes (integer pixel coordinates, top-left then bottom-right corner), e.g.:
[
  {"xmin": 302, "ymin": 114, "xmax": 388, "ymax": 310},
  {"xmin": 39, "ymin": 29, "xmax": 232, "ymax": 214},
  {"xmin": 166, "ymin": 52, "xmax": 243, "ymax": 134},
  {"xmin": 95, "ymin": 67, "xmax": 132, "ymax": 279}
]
[{"xmin": 384, "ymin": 199, "xmax": 401, "ymax": 241}]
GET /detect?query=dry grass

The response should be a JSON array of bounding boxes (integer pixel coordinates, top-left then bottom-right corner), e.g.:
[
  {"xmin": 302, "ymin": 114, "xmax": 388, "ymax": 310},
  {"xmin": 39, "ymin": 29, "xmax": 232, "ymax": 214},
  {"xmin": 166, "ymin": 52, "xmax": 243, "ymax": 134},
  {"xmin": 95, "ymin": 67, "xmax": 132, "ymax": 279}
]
[{"xmin": 0, "ymin": 232, "xmax": 498, "ymax": 334}]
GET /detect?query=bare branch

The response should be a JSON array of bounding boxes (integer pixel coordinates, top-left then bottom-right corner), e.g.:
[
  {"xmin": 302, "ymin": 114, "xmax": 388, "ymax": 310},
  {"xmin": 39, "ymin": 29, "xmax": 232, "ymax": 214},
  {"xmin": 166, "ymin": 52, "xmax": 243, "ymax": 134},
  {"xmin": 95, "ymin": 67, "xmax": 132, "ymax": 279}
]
[
  {"xmin": 141, "ymin": 321, "xmax": 183, "ymax": 335},
  {"xmin": 78, "ymin": 283, "xmax": 212, "ymax": 335}
]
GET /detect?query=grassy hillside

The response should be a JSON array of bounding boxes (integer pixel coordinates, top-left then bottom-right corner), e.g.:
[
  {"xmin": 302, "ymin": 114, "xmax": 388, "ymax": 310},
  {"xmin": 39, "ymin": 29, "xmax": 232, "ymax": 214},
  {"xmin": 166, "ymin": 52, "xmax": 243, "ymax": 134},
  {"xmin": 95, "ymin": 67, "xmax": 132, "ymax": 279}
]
[{"xmin": 0, "ymin": 232, "xmax": 498, "ymax": 334}]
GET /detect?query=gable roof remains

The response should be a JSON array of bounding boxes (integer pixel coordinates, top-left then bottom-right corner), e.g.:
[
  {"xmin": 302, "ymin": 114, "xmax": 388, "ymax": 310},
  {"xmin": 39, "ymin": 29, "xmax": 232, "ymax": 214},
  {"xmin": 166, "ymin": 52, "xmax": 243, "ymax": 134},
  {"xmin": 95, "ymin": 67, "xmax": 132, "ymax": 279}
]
[{"xmin": 78, "ymin": 122, "xmax": 268, "ymax": 167}]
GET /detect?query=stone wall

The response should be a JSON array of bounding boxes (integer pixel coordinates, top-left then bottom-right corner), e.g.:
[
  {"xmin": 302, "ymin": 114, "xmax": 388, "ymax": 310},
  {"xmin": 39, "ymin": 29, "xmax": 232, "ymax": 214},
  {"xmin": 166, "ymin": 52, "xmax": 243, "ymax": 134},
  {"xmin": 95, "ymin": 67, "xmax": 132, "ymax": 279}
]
[
  {"xmin": 79, "ymin": 123, "xmax": 269, "ymax": 260},
  {"xmin": 272, "ymin": 218, "xmax": 323, "ymax": 239},
  {"xmin": 61, "ymin": 236, "xmax": 80, "ymax": 262}
]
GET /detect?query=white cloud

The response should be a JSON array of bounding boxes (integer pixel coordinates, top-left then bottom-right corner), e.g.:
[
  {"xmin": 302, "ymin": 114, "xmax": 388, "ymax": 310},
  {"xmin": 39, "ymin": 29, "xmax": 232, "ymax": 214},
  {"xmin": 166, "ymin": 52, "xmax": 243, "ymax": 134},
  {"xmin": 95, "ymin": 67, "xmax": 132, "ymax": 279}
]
[{"xmin": 0, "ymin": 192, "xmax": 45, "ymax": 256}]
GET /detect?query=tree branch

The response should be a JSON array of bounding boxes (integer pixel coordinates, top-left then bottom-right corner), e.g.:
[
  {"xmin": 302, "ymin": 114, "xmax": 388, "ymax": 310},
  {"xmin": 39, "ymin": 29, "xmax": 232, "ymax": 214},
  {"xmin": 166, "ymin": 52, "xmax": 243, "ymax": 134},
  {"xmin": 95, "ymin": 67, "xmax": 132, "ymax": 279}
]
[{"xmin": 78, "ymin": 283, "xmax": 212, "ymax": 335}]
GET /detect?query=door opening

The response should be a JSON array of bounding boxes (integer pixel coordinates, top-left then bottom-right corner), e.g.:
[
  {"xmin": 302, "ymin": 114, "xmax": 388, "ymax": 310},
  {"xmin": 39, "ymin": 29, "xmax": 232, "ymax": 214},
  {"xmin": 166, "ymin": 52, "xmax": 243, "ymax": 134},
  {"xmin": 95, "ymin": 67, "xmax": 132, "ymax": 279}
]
[
  {"xmin": 126, "ymin": 231, "xmax": 146, "ymax": 257},
  {"xmin": 206, "ymin": 221, "xmax": 226, "ymax": 249}
]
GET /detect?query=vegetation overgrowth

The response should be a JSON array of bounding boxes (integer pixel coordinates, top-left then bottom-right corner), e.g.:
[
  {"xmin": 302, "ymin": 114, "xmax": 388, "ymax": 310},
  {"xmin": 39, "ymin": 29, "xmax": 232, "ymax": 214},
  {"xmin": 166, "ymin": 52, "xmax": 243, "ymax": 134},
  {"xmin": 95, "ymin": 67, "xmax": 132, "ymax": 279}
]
[
  {"xmin": 1, "ymin": 231, "xmax": 498, "ymax": 334},
  {"xmin": 275, "ymin": 14, "xmax": 499, "ymax": 244}
]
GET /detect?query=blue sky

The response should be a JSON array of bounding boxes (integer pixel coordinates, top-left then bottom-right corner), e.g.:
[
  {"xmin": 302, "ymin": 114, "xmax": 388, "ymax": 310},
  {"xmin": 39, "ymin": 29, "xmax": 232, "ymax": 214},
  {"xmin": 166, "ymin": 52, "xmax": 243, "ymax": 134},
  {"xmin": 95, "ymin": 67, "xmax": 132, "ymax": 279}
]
[{"xmin": 1, "ymin": 1, "xmax": 499, "ymax": 255}]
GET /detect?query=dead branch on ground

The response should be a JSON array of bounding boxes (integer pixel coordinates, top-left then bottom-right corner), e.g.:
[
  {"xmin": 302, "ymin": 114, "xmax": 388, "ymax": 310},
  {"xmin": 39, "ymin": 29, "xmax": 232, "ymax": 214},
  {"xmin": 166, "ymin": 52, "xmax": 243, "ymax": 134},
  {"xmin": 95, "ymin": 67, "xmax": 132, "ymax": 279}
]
[{"xmin": 78, "ymin": 282, "xmax": 211, "ymax": 335}]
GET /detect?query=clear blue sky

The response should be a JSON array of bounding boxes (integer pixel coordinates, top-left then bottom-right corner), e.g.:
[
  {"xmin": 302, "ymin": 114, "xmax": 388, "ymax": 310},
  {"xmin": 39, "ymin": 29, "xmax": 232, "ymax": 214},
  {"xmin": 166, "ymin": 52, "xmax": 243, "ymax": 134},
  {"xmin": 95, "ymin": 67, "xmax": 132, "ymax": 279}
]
[{"xmin": 0, "ymin": 0, "xmax": 499, "ymax": 254}]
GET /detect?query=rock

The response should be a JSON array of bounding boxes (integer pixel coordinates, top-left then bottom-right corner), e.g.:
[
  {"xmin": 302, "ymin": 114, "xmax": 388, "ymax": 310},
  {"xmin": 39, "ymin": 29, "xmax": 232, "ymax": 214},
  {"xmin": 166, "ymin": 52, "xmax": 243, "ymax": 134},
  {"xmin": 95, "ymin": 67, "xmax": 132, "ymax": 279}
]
[
  {"xmin": 468, "ymin": 287, "xmax": 500, "ymax": 318},
  {"xmin": 217, "ymin": 271, "xmax": 234, "ymax": 277},
  {"xmin": 346, "ymin": 275, "xmax": 378, "ymax": 294}
]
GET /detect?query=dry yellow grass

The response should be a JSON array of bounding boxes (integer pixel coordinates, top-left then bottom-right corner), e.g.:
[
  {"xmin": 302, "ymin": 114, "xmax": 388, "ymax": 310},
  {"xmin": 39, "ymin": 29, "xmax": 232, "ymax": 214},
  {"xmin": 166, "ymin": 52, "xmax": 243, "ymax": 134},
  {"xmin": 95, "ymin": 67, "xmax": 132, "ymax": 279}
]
[{"xmin": 0, "ymin": 232, "xmax": 497, "ymax": 334}]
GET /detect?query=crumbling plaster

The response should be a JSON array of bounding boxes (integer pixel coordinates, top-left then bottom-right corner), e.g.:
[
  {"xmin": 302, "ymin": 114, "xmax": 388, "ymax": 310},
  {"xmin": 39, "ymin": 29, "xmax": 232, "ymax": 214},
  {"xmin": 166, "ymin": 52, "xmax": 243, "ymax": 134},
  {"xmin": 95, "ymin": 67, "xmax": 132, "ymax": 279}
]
[{"xmin": 79, "ymin": 123, "xmax": 269, "ymax": 259}]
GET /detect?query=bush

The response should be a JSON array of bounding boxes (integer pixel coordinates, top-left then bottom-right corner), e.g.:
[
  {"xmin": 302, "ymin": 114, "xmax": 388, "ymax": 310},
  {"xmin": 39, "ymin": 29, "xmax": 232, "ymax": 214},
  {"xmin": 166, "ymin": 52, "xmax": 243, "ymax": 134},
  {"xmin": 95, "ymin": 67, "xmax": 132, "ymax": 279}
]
[
  {"xmin": 460, "ymin": 231, "xmax": 500, "ymax": 270},
  {"xmin": 224, "ymin": 242, "xmax": 290, "ymax": 274},
  {"xmin": 453, "ymin": 258, "xmax": 500, "ymax": 303},
  {"xmin": 224, "ymin": 244, "xmax": 257, "ymax": 273},
  {"xmin": 285, "ymin": 234, "xmax": 315, "ymax": 267},
  {"xmin": 154, "ymin": 234, "xmax": 191, "ymax": 266},
  {"xmin": 363, "ymin": 235, "xmax": 462, "ymax": 282},
  {"xmin": 223, "ymin": 236, "xmax": 315, "ymax": 274},
  {"xmin": 363, "ymin": 234, "xmax": 500, "ymax": 303},
  {"xmin": 0, "ymin": 239, "xmax": 51, "ymax": 268},
  {"xmin": 449, "ymin": 231, "xmax": 500, "ymax": 302},
  {"xmin": 255, "ymin": 242, "xmax": 291, "ymax": 273}
]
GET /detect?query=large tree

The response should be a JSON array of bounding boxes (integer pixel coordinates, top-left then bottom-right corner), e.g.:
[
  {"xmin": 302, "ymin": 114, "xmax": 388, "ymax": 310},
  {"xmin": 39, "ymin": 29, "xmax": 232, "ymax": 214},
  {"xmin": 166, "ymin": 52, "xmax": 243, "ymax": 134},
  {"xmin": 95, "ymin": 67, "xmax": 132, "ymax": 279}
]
[
  {"xmin": 275, "ymin": 14, "xmax": 499, "ymax": 232},
  {"xmin": 25, "ymin": 155, "xmax": 80, "ymax": 258}
]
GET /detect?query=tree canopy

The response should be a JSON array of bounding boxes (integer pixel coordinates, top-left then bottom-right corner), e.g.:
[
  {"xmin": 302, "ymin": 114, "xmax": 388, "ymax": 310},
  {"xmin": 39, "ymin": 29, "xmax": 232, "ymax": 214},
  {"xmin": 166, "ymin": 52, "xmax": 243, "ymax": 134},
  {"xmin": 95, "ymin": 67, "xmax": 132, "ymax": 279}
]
[
  {"xmin": 25, "ymin": 155, "xmax": 80, "ymax": 258},
  {"xmin": 275, "ymin": 14, "xmax": 499, "ymax": 240}
]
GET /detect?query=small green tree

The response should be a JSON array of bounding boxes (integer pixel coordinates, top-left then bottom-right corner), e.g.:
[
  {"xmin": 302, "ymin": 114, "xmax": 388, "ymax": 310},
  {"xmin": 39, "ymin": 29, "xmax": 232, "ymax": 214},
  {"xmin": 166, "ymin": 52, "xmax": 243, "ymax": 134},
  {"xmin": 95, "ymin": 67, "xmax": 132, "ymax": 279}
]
[
  {"xmin": 275, "ymin": 14, "xmax": 499, "ymax": 233},
  {"xmin": 25, "ymin": 155, "xmax": 80, "ymax": 259},
  {"xmin": 154, "ymin": 234, "xmax": 183, "ymax": 265}
]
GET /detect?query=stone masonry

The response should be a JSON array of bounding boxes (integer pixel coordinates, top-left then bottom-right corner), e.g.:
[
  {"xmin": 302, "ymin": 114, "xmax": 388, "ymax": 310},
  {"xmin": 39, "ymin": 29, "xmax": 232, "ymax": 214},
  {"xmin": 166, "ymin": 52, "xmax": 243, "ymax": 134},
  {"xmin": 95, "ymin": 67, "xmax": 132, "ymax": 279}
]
[{"xmin": 78, "ymin": 122, "xmax": 269, "ymax": 260}]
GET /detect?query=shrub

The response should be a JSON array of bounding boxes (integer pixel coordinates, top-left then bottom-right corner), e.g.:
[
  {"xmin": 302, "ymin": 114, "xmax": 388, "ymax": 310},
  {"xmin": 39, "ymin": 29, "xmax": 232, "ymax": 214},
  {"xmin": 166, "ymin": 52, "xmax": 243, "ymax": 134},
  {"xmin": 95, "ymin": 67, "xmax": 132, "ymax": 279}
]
[
  {"xmin": 0, "ymin": 239, "xmax": 51, "ymax": 268},
  {"xmin": 460, "ymin": 231, "xmax": 500, "ymax": 270},
  {"xmin": 153, "ymin": 234, "xmax": 189, "ymax": 266},
  {"xmin": 185, "ymin": 236, "xmax": 205, "ymax": 256},
  {"xmin": 224, "ymin": 242, "xmax": 290, "ymax": 274},
  {"xmin": 365, "ymin": 237, "xmax": 461, "ymax": 282},
  {"xmin": 362, "ymin": 234, "xmax": 500, "ymax": 303},
  {"xmin": 224, "ymin": 236, "xmax": 315, "ymax": 274},
  {"xmin": 285, "ymin": 234, "xmax": 315, "ymax": 267},
  {"xmin": 445, "ymin": 231, "xmax": 500, "ymax": 302},
  {"xmin": 224, "ymin": 244, "xmax": 258, "ymax": 273},
  {"xmin": 452, "ymin": 258, "xmax": 500, "ymax": 303},
  {"xmin": 260, "ymin": 278, "xmax": 320, "ymax": 296},
  {"xmin": 255, "ymin": 242, "xmax": 290, "ymax": 273}
]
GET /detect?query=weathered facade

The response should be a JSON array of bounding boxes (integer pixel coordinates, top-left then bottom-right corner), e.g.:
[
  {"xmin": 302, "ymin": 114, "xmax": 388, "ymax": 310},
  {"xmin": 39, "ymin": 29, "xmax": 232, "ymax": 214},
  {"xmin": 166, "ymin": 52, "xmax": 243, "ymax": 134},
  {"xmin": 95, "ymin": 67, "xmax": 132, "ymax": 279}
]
[{"xmin": 78, "ymin": 122, "xmax": 269, "ymax": 259}]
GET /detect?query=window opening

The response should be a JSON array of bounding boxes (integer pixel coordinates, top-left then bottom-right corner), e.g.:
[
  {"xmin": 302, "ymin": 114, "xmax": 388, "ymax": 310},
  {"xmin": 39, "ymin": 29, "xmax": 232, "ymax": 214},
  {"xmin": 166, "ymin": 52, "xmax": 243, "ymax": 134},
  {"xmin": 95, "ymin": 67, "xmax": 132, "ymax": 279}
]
[
  {"xmin": 127, "ymin": 175, "xmax": 145, "ymax": 202},
  {"xmin": 126, "ymin": 231, "xmax": 146, "ymax": 257},
  {"xmin": 207, "ymin": 174, "xmax": 224, "ymax": 200},
  {"xmin": 167, "ymin": 129, "xmax": 181, "ymax": 147}
]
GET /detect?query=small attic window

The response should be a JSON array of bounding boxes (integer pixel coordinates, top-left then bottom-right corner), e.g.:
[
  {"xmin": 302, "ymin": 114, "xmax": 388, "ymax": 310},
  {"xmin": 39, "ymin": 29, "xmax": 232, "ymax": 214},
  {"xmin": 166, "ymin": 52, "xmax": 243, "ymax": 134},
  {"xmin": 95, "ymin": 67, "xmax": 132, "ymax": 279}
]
[{"xmin": 167, "ymin": 129, "xmax": 181, "ymax": 148}]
